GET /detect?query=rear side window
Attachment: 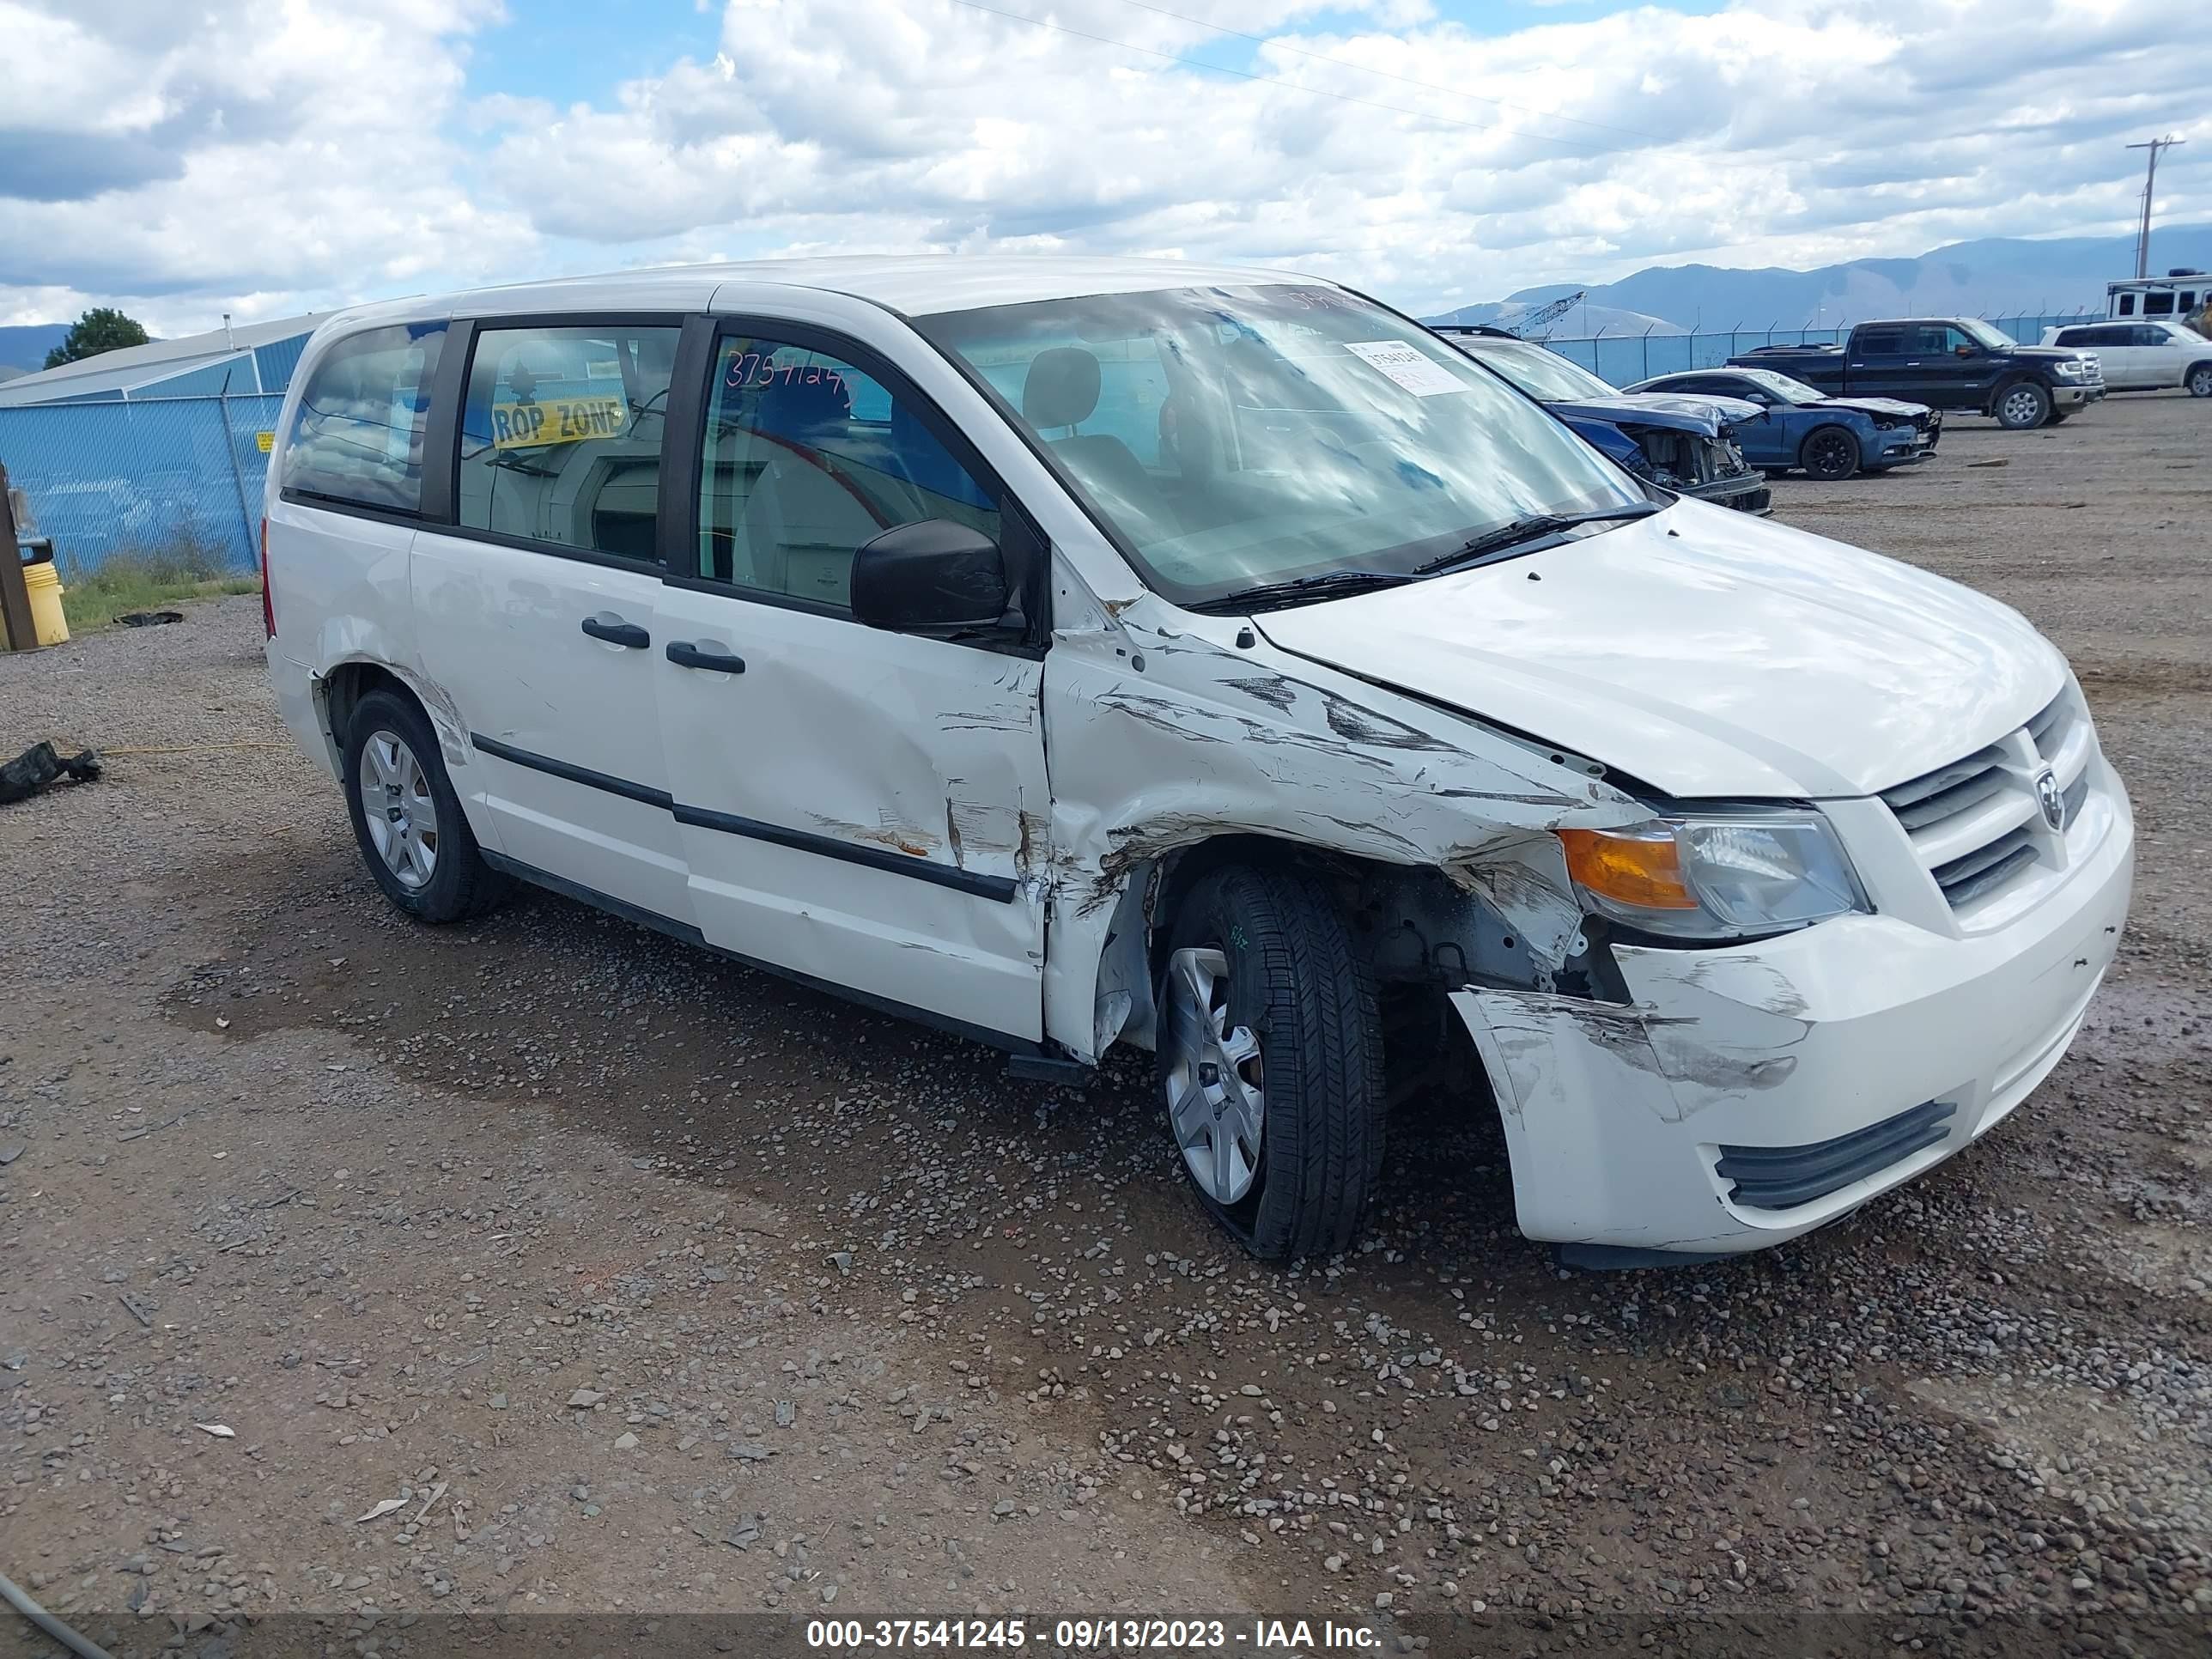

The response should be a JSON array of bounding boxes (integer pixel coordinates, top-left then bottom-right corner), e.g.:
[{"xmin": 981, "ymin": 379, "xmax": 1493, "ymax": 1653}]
[
  {"xmin": 283, "ymin": 325, "xmax": 447, "ymax": 512},
  {"xmin": 2054, "ymin": 328, "xmax": 2087, "ymax": 347},
  {"xmin": 2146, "ymin": 292, "xmax": 2175, "ymax": 316},
  {"xmin": 457, "ymin": 323, "xmax": 681, "ymax": 562},
  {"xmin": 2117, "ymin": 295, "xmax": 2136, "ymax": 316},
  {"xmin": 1854, "ymin": 327, "xmax": 1903, "ymax": 356}
]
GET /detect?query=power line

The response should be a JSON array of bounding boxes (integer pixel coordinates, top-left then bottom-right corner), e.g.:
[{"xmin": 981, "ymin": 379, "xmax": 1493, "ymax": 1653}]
[
  {"xmin": 938, "ymin": 0, "xmax": 1639, "ymax": 160},
  {"xmin": 1103, "ymin": 0, "xmax": 1670, "ymax": 146}
]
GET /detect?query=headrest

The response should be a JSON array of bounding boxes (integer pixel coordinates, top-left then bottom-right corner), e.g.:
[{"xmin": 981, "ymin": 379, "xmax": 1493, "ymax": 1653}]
[{"xmin": 1022, "ymin": 347, "xmax": 1101, "ymax": 429}]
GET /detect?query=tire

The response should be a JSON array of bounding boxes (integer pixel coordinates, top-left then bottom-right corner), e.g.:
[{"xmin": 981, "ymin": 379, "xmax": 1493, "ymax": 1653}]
[
  {"xmin": 1156, "ymin": 866, "xmax": 1386, "ymax": 1261},
  {"xmin": 341, "ymin": 687, "xmax": 507, "ymax": 923},
  {"xmin": 2188, "ymin": 362, "xmax": 2212, "ymax": 398},
  {"xmin": 1799, "ymin": 424, "xmax": 1861, "ymax": 481},
  {"xmin": 1994, "ymin": 380, "xmax": 2051, "ymax": 430}
]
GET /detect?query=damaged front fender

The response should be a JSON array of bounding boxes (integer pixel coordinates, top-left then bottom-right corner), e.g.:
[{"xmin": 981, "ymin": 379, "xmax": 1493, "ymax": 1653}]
[{"xmin": 1040, "ymin": 596, "xmax": 1653, "ymax": 1060}]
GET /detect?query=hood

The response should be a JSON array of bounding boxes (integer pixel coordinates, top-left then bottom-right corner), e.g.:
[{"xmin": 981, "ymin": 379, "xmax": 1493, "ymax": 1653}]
[
  {"xmin": 1817, "ymin": 395, "xmax": 1932, "ymax": 420},
  {"xmin": 1541, "ymin": 392, "xmax": 1762, "ymax": 436},
  {"xmin": 1253, "ymin": 501, "xmax": 2065, "ymax": 799},
  {"xmin": 2006, "ymin": 345, "xmax": 2090, "ymax": 364}
]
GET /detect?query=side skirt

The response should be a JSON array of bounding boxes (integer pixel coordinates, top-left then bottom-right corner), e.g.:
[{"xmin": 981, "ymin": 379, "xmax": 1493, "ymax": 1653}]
[{"xmin": 479, "ymin": 850, "xmax": 1074, "ymax": 1066}]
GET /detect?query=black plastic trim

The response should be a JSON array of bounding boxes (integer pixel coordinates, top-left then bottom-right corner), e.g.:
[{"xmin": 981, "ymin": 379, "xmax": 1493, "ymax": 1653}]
[
  {"xmin": 477, "ymin": 849, "xmax": 1042, "ymax": 1054},
  {"xmin": 466, "ymin": 732, "xmax": 1015, "ymax": 903},
  {"xmin": 469, "ymin": 732, "xmax": 671, "ymax": 809},
  {"xmin": 1716, "ymin": 1099, "xmax": 1957, "ymax": 1211}
]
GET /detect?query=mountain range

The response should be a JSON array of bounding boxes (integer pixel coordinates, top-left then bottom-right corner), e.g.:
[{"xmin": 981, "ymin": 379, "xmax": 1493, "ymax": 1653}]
[
  {"xmin": 1426, "ymin": 226, "xmax": 2212, "ymax": 335},
  {"xmin": 0, "ymin": 324, "xmax": 71, "ymax": 380}
]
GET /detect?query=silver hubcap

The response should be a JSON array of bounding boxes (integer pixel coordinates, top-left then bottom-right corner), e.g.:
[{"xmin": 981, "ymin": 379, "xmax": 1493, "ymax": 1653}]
[
  {"xmin": 2193, "ymin": 368, "xmax": 2211, "ymax": 396},
  {"xmin": 2002, "ymin": 390, "xmax": 2039, "ymax": 425},
  {"xmin": 1162, "ymin": 947, "xmax": 1266, "ymax": 1205},
  {"xmin": 358, "ymin": 728, "xmax": 440, "ymax": 890}
]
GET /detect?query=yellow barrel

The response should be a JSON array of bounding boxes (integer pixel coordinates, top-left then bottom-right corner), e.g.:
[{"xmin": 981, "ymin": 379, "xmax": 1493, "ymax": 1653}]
[{"xmin": 21, "ymin": 560, "xmax": 70, "ymax": 646}]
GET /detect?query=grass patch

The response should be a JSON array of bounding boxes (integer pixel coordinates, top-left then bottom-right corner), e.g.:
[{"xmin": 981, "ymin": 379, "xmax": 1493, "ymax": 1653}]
[{"xmin": 58, "ymin": 535, "xmax": 260, "ymax": 632}]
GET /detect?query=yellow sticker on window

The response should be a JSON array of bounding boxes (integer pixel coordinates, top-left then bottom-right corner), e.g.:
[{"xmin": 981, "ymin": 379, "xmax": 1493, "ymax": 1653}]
[
  {"xmin": 489, "ymin": 396, "xmax": 628, "ymax": 450},
  {"xmin": 254, "ymin": 430, "xmax": 275, "ymax": 453}
]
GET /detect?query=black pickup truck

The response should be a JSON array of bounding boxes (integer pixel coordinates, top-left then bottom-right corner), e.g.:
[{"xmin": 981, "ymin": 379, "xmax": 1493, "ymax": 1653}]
[{"xmin": 1731, "ymin": 318, "xmax": 2104, "ymax": 430}]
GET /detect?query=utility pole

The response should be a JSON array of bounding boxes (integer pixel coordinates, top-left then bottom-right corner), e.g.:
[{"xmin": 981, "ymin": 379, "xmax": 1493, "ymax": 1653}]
[{"xmin": 2126, "ymin": 136, "xmax": 2185, "ymax": 278}]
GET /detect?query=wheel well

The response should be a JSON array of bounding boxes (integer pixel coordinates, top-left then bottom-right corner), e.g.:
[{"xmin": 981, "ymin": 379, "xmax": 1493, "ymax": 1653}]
[
  {"xmin": 319, "ymin": 661, "xmax": 414, "ymax": 750},
  {"xmin": 1985, "ymin": 374, "xmax": 2041, "ymax": 413}
]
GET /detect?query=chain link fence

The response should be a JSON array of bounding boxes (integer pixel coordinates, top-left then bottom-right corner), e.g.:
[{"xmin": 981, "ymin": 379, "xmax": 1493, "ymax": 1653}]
[
  {"xmin": 1539, "ymin": 312, "xmax": 2104, "ymax": 386},
  {"xmin": 0, "ymin": 392, "xmax": 286, "ymax": 576}
]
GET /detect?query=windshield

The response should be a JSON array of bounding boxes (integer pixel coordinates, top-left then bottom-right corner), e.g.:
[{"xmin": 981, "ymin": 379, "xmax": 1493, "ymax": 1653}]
[
  {"xmin": 1734, "ymin": 368, "xmax": 1827, "ymax": 404},
  {"xmin": 1453, "ymin": 337, "xmax": 1620, "ymax": 403},
  {"xmin": 917, "ymin": 289, "xmax": 1644, "ymax": 606},
  {"xmin": 1960, "ymin": 318, "xmax": 2016, "ymax": 349}
]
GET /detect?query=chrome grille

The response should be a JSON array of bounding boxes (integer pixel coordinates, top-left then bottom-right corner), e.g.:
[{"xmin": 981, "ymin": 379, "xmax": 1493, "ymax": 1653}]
[{"xmin": 1880, "ymin": 687, "xmax": 2094, "ymax": 916}]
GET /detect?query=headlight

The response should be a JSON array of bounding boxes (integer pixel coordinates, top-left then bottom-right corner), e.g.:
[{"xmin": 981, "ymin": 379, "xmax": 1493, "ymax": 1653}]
[
  {"xmin": 2057, "ymin": 359, "xmax": 2087, "ymax": 380},
  {"xmin": 1557, "ymin": 812, "xmax": 1866, "ymax": 940}
]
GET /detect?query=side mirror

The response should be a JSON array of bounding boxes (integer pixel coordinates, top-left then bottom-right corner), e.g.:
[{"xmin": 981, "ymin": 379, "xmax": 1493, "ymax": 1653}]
[
  {"xmin": 1954, "ymin": 343, "xmax": 1977, "ymax": 358},
  {"xmin": 850, "ymin": 519, "xmax": 1012, "ymax": 636}
]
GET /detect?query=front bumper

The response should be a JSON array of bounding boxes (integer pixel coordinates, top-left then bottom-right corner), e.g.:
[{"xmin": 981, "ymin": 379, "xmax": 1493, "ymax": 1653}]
[
  {"xmin": 1680, "ymin": 471, "xmax": 1771, "ymax": 514},
  {"xmin": 1452, "ymin": 753, "xmax": 2133, "ymax": 1259}
]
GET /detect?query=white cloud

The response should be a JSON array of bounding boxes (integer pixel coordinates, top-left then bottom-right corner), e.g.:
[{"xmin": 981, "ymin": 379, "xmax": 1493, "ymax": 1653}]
[{"xmin": 1, "ymin": 0, "xmax": 2205, "ymax": 331}]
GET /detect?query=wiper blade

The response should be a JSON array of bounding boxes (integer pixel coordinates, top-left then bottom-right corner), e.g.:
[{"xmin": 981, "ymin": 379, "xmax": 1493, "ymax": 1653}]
[
  {"xmin": 1412, "ymin": 502, "xmax": 1661, "ymax": 575},
  {"xmin": 1193, "ymin": 568, "xmax": 1418, "ymax": 613}
]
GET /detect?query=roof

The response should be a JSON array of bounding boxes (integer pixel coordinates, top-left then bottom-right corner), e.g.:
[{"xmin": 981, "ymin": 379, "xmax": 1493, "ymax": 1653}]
[
  {"xmin": 329, "ymin": 255, "xmax": 1334, "ymax": 333},
  {"xmin": 0, "ymin": 311, "xmax": 333, "ymax": 405}
]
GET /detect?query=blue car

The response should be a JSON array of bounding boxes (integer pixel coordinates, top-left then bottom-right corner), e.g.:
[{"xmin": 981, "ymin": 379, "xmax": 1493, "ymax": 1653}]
[
  {"xmin": 1437, "ymin": 328, "xmax": 1771, "ymax": 512},
  {"xmin": 1626, "ymin": 367, "xmax": 1940, "ymax": 481}
]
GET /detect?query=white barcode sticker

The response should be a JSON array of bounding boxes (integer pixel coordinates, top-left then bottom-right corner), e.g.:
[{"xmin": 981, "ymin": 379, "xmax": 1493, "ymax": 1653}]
[{"xmin": 1344, "ymin": 340, "xmax": 1468, "ymax": 397}]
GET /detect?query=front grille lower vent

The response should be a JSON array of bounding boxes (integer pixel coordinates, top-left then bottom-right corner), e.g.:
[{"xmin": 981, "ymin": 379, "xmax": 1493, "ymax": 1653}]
[{"xmin": 1716, "ymin": 1100, "xmax": 1959, "ymax": 1211}]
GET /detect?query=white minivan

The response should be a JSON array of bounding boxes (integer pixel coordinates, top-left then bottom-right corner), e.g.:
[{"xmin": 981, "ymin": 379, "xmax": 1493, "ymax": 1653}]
[{"xmin": 263, "ymin": 258, "xmax": 2133, "ymax": 1267}]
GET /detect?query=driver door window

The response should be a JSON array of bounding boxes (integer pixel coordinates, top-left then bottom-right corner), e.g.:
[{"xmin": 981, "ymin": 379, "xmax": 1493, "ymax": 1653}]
[{"xmin": 696, "ymin": 337, "xmax": 999, "ymax": 611}]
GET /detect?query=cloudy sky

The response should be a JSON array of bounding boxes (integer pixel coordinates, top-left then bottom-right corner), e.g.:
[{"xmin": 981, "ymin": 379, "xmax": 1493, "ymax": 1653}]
[{"xmin": 2, "ymin": 0, "xmax": 2202, "ymax": 334}]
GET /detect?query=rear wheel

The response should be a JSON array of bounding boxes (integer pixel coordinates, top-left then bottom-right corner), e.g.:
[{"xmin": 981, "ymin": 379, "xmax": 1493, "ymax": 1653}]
[
  {"xmin": 1995, "ymin": 381, "xmax": 2051, "ymax": 429},
  {"xmin": 341, "ymin": 689, "xmax": 507, "ymax": 923},
  {"xmin": 2188, "ymin": 362, "xmax": 2212, "ymax": 398},
  {"xmin": 1157, "ymin": 866, "xmax": 1385, "ymax": 1261},
  {"xmin": 1799, "ymin": 425, "xmax": 1860, "ymax": 480}
]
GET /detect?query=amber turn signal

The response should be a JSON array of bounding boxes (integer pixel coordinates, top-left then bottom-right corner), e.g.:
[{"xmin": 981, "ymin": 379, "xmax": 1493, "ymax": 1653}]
[{"xmin": 1557, "ymin": 827, "xmax": 1699, "ymax": 911}]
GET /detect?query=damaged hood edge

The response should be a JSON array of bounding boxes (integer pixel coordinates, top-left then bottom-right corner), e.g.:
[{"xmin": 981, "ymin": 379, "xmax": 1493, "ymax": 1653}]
[{"xmin": 1251, "ymin": 503, "xmax": 2066, "ymax": 799}]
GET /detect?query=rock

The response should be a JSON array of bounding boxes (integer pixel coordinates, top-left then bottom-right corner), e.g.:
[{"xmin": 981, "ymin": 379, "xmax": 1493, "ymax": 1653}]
[
  {"xmin": 568, "ymin": 1389, "xmax": 604, "ymax": 1409},
  {"xmin": 613, "ymin": 1431, "xmax": 639, "ymax": 1451}
]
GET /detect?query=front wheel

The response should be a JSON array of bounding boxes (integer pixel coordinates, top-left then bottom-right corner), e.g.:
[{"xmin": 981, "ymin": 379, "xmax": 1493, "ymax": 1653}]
[
  {"xmin": 1157, "ymin": 866, "xmax": 1386, "ymax": 1261},
  {"xmin": 1799, "ymin": 425, "xmax": 1861, "ymax": 480},
  {"xmin": 1995, "ymin": 381, "xmax": 2051, "ymax": 429},
  {"xmin": 342, "ymin": 688, "xmax": 508, "ymax": 923},
  {"xmin": 2187, "ymin": 362, "xmax": 2212, "ymax": 398}
]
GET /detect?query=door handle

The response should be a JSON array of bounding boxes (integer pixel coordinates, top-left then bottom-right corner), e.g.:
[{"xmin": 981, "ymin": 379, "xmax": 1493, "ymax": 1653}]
[
  {"xmin": 666, "ymin": 640, "xmax": 746, "ymax": 674},
  {"xmin": 581, "ymin": 613, "xmax": 650, "ymax": 648}
]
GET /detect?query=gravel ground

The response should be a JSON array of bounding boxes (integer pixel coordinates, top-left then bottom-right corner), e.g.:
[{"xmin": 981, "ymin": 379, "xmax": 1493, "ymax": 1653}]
[{"xmin": 1, "ymin": 392, "xmax": 2206, "ymax": 1658}]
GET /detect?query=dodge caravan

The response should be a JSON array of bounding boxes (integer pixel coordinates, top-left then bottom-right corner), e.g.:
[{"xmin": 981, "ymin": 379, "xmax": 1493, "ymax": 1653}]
[{"xmin": 263, "ymin": 258, "xmax": 2133, "ymax": 1267}]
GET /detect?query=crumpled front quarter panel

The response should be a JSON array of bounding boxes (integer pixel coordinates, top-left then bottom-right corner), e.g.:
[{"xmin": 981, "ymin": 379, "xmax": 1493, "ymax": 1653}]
[{"xmin": 1037, "ymin": 596, "xmax": 1647, "ymax": 1060}]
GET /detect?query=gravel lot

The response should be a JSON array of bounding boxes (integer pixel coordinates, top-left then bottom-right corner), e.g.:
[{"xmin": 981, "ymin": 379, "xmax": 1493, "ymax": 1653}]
[{"xmin": 1, "ymin": 392, "xmax": 2207, "ymax": 1657}]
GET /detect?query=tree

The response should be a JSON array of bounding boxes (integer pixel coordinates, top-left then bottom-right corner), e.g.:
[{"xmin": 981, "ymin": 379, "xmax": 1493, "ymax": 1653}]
[{"xmin": 44, "ymin": 307, "xmax": 151, "ymax": 370}]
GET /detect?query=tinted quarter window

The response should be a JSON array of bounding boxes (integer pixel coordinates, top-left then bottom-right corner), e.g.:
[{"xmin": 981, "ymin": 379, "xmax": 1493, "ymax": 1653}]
[
  {"xmin": 457, "ymin": 324, "xmax": 680, "ymax": 562},
  {"xmin": 2054, "ymin": 328, "xmax": 2087, "ymax": 347},
  {"xmin": 696, "ymin": 337, "xmax": 999, "ymax": 611},
  {"xmin": 284, "ymin": 324, "xmax": 446, "ymax": 512}
]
